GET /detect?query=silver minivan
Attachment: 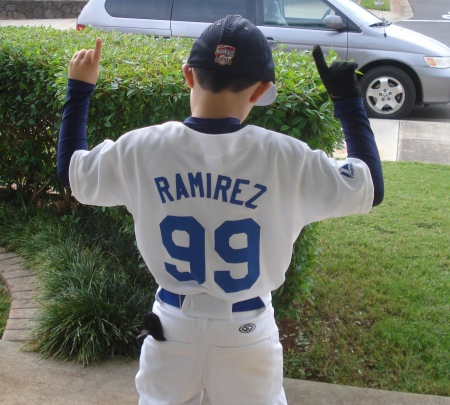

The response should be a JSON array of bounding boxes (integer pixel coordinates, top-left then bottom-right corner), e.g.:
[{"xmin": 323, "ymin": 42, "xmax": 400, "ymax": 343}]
[{"xmin": 77, "ymin": 0, "xmax": 450, "ymax": 119}]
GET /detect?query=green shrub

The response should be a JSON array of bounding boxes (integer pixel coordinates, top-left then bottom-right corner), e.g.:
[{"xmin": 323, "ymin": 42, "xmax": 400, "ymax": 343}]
[
  {"xmin": 0, "ymin": 27, "xmax": 193, "ymax": 203},
  {"xmin": 0, "ymin": 26, "xmax": 343, "ymax": 363},
  {"xmin": 0, "ymin": 202, "xmax": 156, "ymax": 365},
  {"xmin": 273, "ymin": 223, "xmax": 318, "ymax": 320},
  {"xmin": 0, "ymin": 283, "xmax": 10, "ymax": 339},
  {"xmin": 32, "ymin": 241, "xmax": 153, "ymax": 364},
  {"xmin": 0, "ymin": 26, "xmax": 342, "ymax": 202},
  {"xmin": 0, "ymin": 29, "xmax": 62, "ymax": 203}
]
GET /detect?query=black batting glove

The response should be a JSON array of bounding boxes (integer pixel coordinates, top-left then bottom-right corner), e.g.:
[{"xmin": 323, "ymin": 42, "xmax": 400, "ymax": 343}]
[
  {"xmin": 312, "ymin": 45, "xmax": 361, "ymax": 99},
  {"xmin": 136, "ymin": 312, "xmax": 166, "ymax": 343}
]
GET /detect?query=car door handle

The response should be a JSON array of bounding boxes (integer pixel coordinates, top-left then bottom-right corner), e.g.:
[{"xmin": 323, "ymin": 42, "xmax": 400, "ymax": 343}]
[{"xmin": 266, "ymin": 37, "xmax": 279, "ymax": 48}]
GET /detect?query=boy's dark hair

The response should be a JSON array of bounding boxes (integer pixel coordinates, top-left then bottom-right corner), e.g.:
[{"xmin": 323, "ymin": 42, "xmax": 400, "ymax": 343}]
[{"xmin": 193, "ymin": 67, "xmax": 259, "ymax": 94}]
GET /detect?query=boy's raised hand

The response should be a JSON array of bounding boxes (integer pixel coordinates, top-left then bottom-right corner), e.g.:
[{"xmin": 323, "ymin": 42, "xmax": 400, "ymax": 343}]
[
  {"xmin": 312, "ymin": 45, "xmax": 361, "ymax": 99},
  {"xmin": 68, "ymin": 38, "xmax": 102, "ymax": 85}
]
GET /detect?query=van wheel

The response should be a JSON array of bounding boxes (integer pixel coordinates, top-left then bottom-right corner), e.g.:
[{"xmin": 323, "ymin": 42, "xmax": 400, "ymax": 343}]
[{"xmin": 360, "ymin": 66, "xmax": 416, "ymax": 119}]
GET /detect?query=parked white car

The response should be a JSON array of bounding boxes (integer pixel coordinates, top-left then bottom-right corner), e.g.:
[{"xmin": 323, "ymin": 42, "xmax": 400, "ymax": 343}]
[{"xmin": 77, "ymin": 0, "xmax": 450, "ymax": 119}]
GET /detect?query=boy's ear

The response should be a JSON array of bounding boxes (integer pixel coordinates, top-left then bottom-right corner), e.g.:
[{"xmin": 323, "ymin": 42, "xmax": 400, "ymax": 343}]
[
  {"xmin": 182, "ymin": 64, "xmax": 195, "ymax": 89},
  {"xmin": 250, "ymin": 82, "xmax": 274, "ymax": 104}
]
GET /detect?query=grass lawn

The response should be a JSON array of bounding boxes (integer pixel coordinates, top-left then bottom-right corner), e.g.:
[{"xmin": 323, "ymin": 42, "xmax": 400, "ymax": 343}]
[
  {"xmin": 282, "ymin": 162, "xmax": 449, "ymax": 396},
  {"xmin": 360, "ymin": 0, "xmax": 390, "ymax": 12}
]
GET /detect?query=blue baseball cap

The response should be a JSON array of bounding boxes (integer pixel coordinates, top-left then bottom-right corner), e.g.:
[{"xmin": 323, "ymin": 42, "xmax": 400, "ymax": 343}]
[{"xmin": 188, "ymin": 15, "xmax": 277, "ymax": 106}]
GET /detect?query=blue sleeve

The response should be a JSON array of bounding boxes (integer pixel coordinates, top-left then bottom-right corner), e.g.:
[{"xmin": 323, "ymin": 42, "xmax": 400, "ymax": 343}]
[
  {"xmin": 333, "ymin": 97, "xmax": 384, "ymax": 206},
  {"xmin": 57, "ymin": 79, "xmax": 95, "ymax": 188}
]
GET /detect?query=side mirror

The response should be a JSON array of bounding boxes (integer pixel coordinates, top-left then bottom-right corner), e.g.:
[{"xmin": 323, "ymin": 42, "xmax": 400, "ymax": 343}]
[{"xmin": 325, "ymin": 15, "xmax": 345, "ymax": 31}]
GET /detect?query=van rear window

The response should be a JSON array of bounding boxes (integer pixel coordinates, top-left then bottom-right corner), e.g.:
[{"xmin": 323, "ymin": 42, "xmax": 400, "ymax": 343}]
[
  {"xmin": 105, "ymin": 0, "xmax": 172, "ymax": 20},
  {"xmin": 172, "ymin": 0, "xmax": 256, "ymax": 23}
]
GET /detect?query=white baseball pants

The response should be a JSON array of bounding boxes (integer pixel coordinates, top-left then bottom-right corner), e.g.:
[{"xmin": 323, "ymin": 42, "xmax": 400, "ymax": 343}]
[{"xmin": 136, "ymin": 299, "xmax": 287, "ymax": 405}]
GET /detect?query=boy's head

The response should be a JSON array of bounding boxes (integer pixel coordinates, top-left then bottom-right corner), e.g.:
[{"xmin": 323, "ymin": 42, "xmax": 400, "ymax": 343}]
[{"xmin": 187, "ymin": 15, "xmax": 276, "ymax": 106}]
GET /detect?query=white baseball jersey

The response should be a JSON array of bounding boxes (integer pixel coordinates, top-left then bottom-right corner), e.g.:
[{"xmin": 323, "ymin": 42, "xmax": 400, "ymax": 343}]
[{"xmin": 70, "ymin": 122, "xmax": 373, "ymax": 304}]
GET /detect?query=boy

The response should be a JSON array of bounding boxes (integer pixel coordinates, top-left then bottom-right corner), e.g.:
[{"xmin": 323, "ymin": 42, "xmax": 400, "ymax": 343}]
[{"xmin": 58, "ymin": 15, "xmax": 383, "ymax": 405}]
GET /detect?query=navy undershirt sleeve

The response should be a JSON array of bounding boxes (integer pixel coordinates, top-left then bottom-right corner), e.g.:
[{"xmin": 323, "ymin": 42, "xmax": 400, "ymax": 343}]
[
  {"xmin": 57, "ymin": 79, "xmax": 95, "ymax": 187},
  {"xmin": 333, "ymin": 97, "xmax": 384, "ymax": 206}
]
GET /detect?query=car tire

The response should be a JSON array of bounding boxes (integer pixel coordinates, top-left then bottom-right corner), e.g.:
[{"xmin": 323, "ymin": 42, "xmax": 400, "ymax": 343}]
[{"xmin": 360, "ymin": 66, "xmax": 416, "ymax": 119}]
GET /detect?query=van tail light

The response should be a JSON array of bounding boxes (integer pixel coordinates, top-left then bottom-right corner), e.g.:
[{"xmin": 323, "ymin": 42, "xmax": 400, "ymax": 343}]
[{"xmin": 76, "ymin": 24, "xmax": 86, "ymax": 31}]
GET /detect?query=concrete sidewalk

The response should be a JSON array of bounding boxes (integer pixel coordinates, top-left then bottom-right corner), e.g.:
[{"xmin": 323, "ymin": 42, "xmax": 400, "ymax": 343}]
[
  {"xmin": 334, "ymin": 118, "xmax": 450, "ymax": 165},
  {"xmin": 1, "ymin": 339, "xmax": 450, "ymax": 405},
  {"xmin": 367, "ymin": 0, "xmax": 413, "ymax": 22},
  {"xmin": 0, "ymin": 18, "xmax": 77, "ymax": 29}
]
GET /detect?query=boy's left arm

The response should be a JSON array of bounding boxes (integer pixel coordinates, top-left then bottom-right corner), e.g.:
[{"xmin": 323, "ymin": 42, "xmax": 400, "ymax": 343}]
[
  {"xmin": 333, "ymin": 97, "xmax": 384, "ymax": 206},
  {"xmin": 312, "ymin": 45, "xmax": 384, "ymax": 206},
  {"xmin": 57, "ymin": 38, "xmax": 102, "ymax": 187}
]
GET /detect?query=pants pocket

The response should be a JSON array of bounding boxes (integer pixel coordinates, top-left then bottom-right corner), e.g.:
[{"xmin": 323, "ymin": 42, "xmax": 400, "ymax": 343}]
[
  {"xmin": 206, "ymin": 332, "xmax": 284, "ymax": 405},
  {"xmin": 136, "ymin": 337, "xmax": 202, "ymax": 405}
]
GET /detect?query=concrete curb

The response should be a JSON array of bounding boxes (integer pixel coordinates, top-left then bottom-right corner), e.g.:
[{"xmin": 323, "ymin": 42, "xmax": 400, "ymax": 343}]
[
  {"xmin": 368, "ymin": 0, "xmax": 414, "ymax": 22},
  {"xmin": 0, "ymin": 249, "xmax": 38, "ymax": 342}
]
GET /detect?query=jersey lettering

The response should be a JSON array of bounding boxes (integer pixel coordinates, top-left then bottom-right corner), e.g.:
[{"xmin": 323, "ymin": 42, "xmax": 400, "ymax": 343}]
[
  {"xmin": 245, "ymin": 184, "xmax": 267, "ymax": 209},
  {"xmin": 213, "ymin": 175, "xmax": 232, "ymax": 202},
  {"xmin": 154, "ymin": 177, "xmax": 174, "ymax": 203},
  {"xmin": 160, "ymin": 216, "xmax": 261, "ymax": 293},
  {"xmin": 176, "ymin": 173, "xmax": 190, "ymax": 200},
  {"xmin": 230, "ymin": 178, "xmax": 250, "ymax": 206},
  {"xmin": 188, "ymin": 172, "xmax": 204, "ymax": 197},
  {"xmin": 154, "ymin": 173, "xmax": 267, "ymax": 209},
  {"xmin": 206, "ymin": 173, "xmax": 212, "ymax": 198}
]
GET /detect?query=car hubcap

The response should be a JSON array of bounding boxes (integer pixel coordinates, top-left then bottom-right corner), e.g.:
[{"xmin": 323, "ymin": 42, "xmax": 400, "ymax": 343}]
[{"xmin": 365, "ymin": 76, "xmax": 405, "ymax": 115}]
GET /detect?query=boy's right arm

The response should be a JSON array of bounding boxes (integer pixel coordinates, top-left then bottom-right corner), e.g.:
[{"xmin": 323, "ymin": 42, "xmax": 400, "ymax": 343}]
[{"xmin": 57, "ymin": 38, "xmax": 102, "ymax": 187}]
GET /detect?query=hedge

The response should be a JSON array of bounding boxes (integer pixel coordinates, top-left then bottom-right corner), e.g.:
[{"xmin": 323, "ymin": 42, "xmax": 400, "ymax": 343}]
[
  {"xmin": 0, "ymin": 26, "xmax": 342, "ymax": 203},
  {"xmin": 0, "ymin": 26, "xmax": 343, "ymax": 363}
]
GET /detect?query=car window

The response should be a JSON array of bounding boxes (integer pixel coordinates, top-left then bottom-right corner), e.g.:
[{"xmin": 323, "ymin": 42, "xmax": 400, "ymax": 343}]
[
  {"xmin": 172, "ymin": 0, "xmax": 256, "ymax": 23},
  {"xmin": 105, "ymin": 0, "xmax": 172, "ymax": 20},
  {"xmin": 264, "ymin": 0, "xmax": 337, "ymax": 29}
]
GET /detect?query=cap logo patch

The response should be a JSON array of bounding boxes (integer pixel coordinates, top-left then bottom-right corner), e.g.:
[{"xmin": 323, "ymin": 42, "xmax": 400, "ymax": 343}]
[{"xmin": 215, "ymin": 45, "xmax": 235, "ymax": 66}]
